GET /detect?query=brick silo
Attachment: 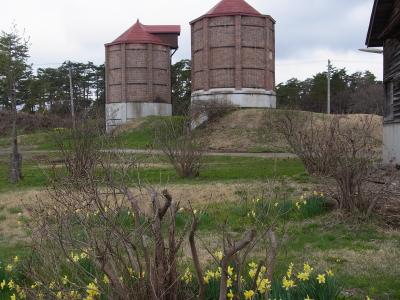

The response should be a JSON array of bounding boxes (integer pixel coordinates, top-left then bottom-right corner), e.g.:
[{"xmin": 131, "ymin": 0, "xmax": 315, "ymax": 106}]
[
  {"xmin": 105, "ymin": 20, "xmax": 180, "ymax": 130},
  {"xmin": 190, "ymin": 0, "xmax": 276, "ymax": 108}
]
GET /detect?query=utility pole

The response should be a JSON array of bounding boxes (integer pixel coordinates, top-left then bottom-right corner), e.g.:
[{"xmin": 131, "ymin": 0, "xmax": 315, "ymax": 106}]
[
  {"xmin": 68, "ymin": 62, "xmax": 76, "ymax": 128},
  {"xmin": 327, "ymin": 59, "xmax": 331, "ymax": 114}
]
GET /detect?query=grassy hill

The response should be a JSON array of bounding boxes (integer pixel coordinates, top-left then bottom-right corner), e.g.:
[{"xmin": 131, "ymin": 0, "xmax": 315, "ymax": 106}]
[
  {"xmin": 115, "ymin": 109, "xmax": 383, "ymax": 153},
  {"xmin": 0, "ymin": 109, "xmax": 383, "ymax": 153}
]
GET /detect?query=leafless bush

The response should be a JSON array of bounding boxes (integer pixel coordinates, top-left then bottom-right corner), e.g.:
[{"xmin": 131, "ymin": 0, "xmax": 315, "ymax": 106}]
[
  {"xmin": 26, "ymin": 125, "xmax": 192, "ymax": 300},
  {"xmin": 267, "ymin": 110, "xmax": 392, "ymax": 214},
  {"xmin": 52, "ymin": 120, "xmax": 103, "ymax": 178},
  {"xmin": 154, "ymin": 117, "xmax": 206, "ymax": 178},
  {"xmin": 21, "ymin": 122, "xmax": 298, "ymax": 300}
]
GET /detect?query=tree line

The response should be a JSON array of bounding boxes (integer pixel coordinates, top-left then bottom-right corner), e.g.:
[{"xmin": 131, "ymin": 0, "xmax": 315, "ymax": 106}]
[
  {"xmin": 0, "ymin": 60, "xmax": 105, "ymax": 116},
  {"xmin": 276, "ymin": 68, "xmax": 384, "ymax": 115}
]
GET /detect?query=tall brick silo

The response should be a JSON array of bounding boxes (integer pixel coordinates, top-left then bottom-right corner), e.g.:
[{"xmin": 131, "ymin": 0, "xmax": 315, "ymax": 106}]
[
  {"xmin": 190, "ymin": 0, "xmax": 276, "ymax": 108},
  {"xmin": 105, "ymin": 20, "xmax": 180, "ymax": 130}
]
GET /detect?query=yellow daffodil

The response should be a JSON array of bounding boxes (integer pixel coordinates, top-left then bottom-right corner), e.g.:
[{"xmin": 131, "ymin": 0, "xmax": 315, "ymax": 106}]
[
  {"xmin": 8, "ymin": 280, "xmax": 15, "ymax": 290},
  {"xmin": 248, "ymin": 262, "xmax": 258, "ymax": 269},
  {"xmin": 303, "ymin": 263, "xmax": 313, "ymax": 273},
  {"xmin": 227, "ymin": 278, "xmax": 233, "ymax": 288},
  {"xmin": 326, "ymin": 269, "xmax": 334, "ymax": 276},
  {"xmin": 287, "ymin": 263, "xmax": 294, "ymax": 278},
  {"xmin": 13, "ymin": 256, "xmax": 19, "ymax": 263},
  {"xmin": 18, "ymin": 290, "xmax": 26, "ymax": 299},
  {"xmin": 103, "ymin": 275, "xmax": 110, "ymax": 285},
  {"xmin": 243, "ymin": 290, "xmax": 255, "ymax": 300},
  {"xmin": 317, "ymin": 274, "xmax": 326, "ymax": 284},
  {"xmin": 215, "ymin": 268, "xmax": 222, "ymax": 279},
  {"xmin": 305, "ymin": 295, "xmax": 314, "ymax": 300},
  {"xmin": 214, "ymin": 250, "xmax": 223, "ymax": 261},
  {"xmin": 257, "ymin": 278, "xmax": 271, "ymax": 294},
  {"xmin": 297, "ymin": 272, "xmax": 310, "ymax": 281},
  {"xmin": 56, "ymin": 291, "xmax": 63, "ymax": 299},
  {"xmin": 49, "ymin": 281, "xmax": 56, "ymax": 289},
  {"xmin": 227, "ymin": 290, "xmax": 234, "ymax": 299},
  {"xmin": 10, "ymin": 294, "xmax": 16, "ymax": 300},
  {"xmin": 86, "ymin": 282, "xmax": 100, "ymax": 298},
  {"xmin": 282, "ymin": 276, "xmax": 296, "ymax": 290},
  {"xmin": 62, "ymin": 275, "xmax": 68, "ymax": 285},
  {"xmin": 227, "ymin": 266, "xmax": 234, "ymax": 276},
  {"xmin": 182, "ymin": 268, "xmax": 192, "ymax": 284},
  {"xmin": 1, "ymin": 280, "xmax": 6, "ymax": 290},
  {"xmin": 6, "ymin": 264, "xmax": 13, "ymax": 272}
]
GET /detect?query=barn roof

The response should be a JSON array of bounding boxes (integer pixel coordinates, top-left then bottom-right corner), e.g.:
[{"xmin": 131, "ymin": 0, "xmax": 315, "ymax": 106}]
[
  {"xmin": 190, "ymin": 0, "xmax": 272, "ymax": 24},
  {"xmin": 107, "ymin": 20, "xmax": 180, "ymax": 47},
  {"xmin": 366, "ymin": 0, "xmax": 397, "ymax": 47}
]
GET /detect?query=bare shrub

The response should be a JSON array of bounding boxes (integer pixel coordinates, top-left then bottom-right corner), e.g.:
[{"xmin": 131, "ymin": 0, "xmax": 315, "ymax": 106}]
[
  {"xmin": 25, "ymin": 124, "xmax": 191, "ymax": 300},
  {"xmin": 154, "ymin": 117, "xmax": 206, "ymax": 178},
  {"xmin": 267, "ymin": 110, "xmax": 391, "ymax": 213},
  {"xmin": 20, "ymin": 121, "xmax": 341, "ymax": 300},
  {"xmin": 52, "ymin": 121, "xmax": 103, "ymax": 178}
]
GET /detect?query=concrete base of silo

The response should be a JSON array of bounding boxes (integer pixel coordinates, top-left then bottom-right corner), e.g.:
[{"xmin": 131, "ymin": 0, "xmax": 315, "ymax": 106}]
[
  {"xmin": 106, "ymin": 102, "xmax": 172, "ymax": 132},
  {"xmin": 191, "ymin": 88, "xmax": 276, "ymax": 109}
]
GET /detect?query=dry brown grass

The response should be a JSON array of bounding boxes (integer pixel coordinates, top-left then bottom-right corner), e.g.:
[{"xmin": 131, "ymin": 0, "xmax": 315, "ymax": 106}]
[{"xmin": 201, "ymin": 109, "xmax": 383, "ymax": 153}]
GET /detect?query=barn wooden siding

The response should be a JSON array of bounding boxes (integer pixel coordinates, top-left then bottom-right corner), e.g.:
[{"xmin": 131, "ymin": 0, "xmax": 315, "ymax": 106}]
[{"xmin": 385, "ymin": 39, "xmax": 400, "ymax": 121}]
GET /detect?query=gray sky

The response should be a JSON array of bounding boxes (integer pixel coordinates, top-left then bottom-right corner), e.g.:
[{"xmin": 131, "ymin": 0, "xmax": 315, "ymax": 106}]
[{"xmin": 1, "ymin": 0, "xmax": 382, "ymax": 83}]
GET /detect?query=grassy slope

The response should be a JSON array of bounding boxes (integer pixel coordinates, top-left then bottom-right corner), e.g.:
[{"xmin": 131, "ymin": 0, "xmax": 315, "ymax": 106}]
[{"xmin": 0, "ymin": 110, "xmax": 383, "ymax": 153}]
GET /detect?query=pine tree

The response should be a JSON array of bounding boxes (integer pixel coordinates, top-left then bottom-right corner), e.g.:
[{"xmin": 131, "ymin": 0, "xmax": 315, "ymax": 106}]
[{"xmin": 0, "ymin": 25, "xmax": 31, "ymax": 183}]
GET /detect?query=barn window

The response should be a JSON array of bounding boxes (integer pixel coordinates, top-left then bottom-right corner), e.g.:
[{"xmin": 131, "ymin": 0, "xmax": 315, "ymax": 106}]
[{"xmin": 385, "ymin": 81, "xmax": 394, "ymax": 122}]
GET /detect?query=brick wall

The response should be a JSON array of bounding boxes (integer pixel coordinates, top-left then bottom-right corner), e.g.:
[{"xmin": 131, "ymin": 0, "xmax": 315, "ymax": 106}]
[
  {"xmin": 191, "ymin": 15, "xmax": 275, "ymax": 92},
  {"xmin": 106, "ymin": 43, "xmax": 171, "ymax": 104}
]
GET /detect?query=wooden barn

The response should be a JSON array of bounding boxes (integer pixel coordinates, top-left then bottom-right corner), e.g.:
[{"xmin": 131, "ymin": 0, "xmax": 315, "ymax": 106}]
[{"xmin": 366, "ymin": 0, "xmax": 400, "ymax": 164}]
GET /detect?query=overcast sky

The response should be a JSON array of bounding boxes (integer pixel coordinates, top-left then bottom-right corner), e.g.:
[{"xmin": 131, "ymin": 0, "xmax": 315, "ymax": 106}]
[{"xmin": 2, "ymin": 0, "xmax": 382, "ymax": 83}]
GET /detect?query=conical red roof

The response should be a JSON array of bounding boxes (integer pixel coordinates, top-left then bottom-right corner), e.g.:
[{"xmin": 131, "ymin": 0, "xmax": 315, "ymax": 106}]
[
  {"xmin": 190, "ymin": 0, "xmax": 263, "ymax": 24},
  {"xmin": 110, "ymin": 20, "xmax": 166, "ymax": 45},
  {"xmin": 207, "ymin": 0, "xmax": 261, "ymax": 16}
]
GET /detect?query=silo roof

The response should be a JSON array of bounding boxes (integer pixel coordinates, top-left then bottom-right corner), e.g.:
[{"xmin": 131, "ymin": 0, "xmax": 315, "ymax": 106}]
[
  {"xmin": 207, "ymin": 0, "xmax": 261, "ymax": 16},
  {"xmin": 190, "ymin": 0, "xmax": 265, "ymax": 23},
  {"xmin": 107, "ymin": 20, "xmax": 177, "ymax": 46}
]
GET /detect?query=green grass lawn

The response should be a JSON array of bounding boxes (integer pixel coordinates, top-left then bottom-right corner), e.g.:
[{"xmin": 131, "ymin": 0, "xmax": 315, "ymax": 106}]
[{"xmin": 0, "ymin": 156, "xmax": 308, "ymax": 192}]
